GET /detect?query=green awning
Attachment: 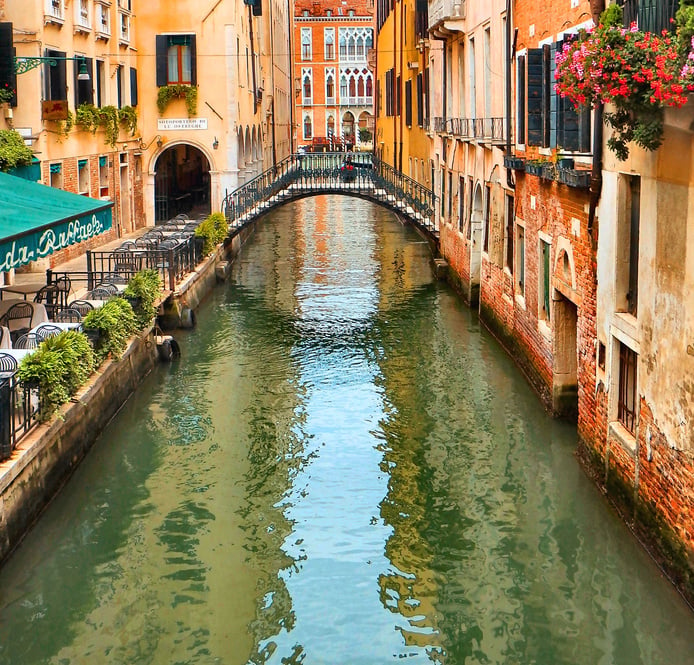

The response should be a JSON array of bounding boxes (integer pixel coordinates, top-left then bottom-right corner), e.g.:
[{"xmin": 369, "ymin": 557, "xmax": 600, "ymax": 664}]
[{"xmin": 0, "ymin": 171, "xmax": 113, "ymax": 272}]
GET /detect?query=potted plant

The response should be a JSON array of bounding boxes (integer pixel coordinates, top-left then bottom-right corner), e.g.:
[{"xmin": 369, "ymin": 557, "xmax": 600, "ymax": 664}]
[
  {"xmin": 123, "ymin": 269, "xmax": 162, "ymax": 329},
  {"xmin": 156, "ymin": 84, "xmax": 198, "ymax": 117}
]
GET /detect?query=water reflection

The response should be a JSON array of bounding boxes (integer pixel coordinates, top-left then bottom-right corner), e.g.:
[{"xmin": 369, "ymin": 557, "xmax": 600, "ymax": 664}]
[{"xmin": 0, "ymin": 197, "xmax": 691, "ymax": 665}]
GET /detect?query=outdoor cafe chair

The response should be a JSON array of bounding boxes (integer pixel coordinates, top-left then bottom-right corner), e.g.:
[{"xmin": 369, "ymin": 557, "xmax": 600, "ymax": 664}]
[
  {"xmin": 34, "ymin": 325, "xmax": 63, "ymax": 342},
  {"xmin": 101, "ymin": 272, "xmax": 128, "ymax": 285},
  {"xmin": 33, "ymin": 284, "xmax": 60, "ymax": 319},
  {"xmin": 86, "ymin": 287, "xmax": 111, "ymax": 301},
  {"xmin": 94, "ymin": 283, "xmax": 118, "ymax": 295},
  {"xmin": 13, "ymin": 333, "xmax": 41, "ymax": 350},
  {"xmin": 119, "ymin": 240, "xmax": 137, "ymax": 250},
  {"xmin": 0, "ymin": 352, "xmax": 18, "ymax": 379},
  {"xmin": 55, "ymin": 308, "xmax": 82, "ymax": 323},
  {"xmin": 3, "ymin": 302, "xmax": 34, "ymax": 343},
  {"xmin": 68, "ymin": 300, "xmax": 94, "ymax": 317}
]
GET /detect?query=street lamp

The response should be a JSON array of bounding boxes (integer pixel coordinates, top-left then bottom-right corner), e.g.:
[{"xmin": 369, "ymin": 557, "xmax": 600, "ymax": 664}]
[{"xmin": 14, "ymin": 56, "xmax": 90, "ymax": 81}]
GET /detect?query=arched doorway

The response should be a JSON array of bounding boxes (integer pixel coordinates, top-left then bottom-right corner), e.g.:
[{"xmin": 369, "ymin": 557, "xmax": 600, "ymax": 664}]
[
  {"xmin": 469, "ymin": 183, "xmax": 484, "ymax": 306},
  {"xmin": 154, "ymin": 143, "xmax": 211, "ymax": 223},
  {"xmin": 342, "ymin": 111, "xmax": 355, "ymax": 150}
]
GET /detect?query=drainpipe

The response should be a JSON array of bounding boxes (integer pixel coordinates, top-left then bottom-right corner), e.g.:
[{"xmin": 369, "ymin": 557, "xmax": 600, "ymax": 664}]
[
  {"xmin": 248, "ymin": 5, "xmax": 258, "ymax": 115},
  {"xmin": 587, "ymin": 104, "xmax": 603, "ymax": 246},
  {"xmin": 398, "ymin": 0, "xmax": 405, "ymax": 172},
  {"xmin": 505, "ymin": 0, "xmax": 514, "ymax": 189}
]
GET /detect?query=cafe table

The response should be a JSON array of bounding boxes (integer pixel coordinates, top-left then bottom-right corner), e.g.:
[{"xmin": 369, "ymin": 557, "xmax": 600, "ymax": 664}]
[
  {"xmin": 0, "ymin": 300, "xmax": 49, "ymax": 333},
  {"xmin": 0, "ymin": 282, "xmax": 46, "ymax": 301}
]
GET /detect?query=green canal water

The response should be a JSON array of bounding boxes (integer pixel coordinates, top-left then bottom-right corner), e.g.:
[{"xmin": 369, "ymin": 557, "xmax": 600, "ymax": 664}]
[{"xmin": 0, "ymin": 197, "xmax": 692, "ymax": 665}]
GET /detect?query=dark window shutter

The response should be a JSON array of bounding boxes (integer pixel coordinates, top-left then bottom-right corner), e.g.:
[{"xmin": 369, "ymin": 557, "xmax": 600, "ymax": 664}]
[
  {"xmin": 156, "ymin": 35, "xmax": 168, "ymax": 86},
  {"xmin": 130, "ymin": 67, "xmax": 138, "ymax": 106},
  {"xmin": 526, "ymin": 48, "xmax": 543, "ymax": 146},
  {"xmin": 252, "ymin": 0, "xmax": 262, "ymax": 16},
  {"xmin": 189, "ymin": 34, "xmax": 197, "ymax": 85},
  {"xmin": 542, "ymin": 44, "xmax": 552, "ymax": 148},
  {"xmin": 396, "ymin": 74, "xmax": 401, "ymax": 116},
  {"xmin": 46, "ymin": 49, "xmax": 67, "ymax": 101},
  {"xmin": 0, "ymin": 22, "xmax": 17, "ymax": 107},
  {"xmin": 74, "ymin": 57, "xmax": 93, "ymax": 107},
  {"xmin": 416, "ymin": 72, "xmax": 423, "ymax": 126},
  {"xmin": 405, "ymin": 79, "xmax": 412, "ymax": 126},
  {"xmin": 579, "ymin": 105, "xmax": 591, "ymax": 152},
  {"xmin": 517, "ymin": 55, "xmax": 525, "ymax": 144},
  {"xmin": 548, "ymin": 43, "xmax": 557, "ymax": 148}
]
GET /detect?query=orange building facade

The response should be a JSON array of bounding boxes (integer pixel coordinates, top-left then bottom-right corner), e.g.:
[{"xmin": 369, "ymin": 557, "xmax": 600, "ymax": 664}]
[{"xmin": 293, "ymin": 0, "xmax": 375, "ymax": 151}]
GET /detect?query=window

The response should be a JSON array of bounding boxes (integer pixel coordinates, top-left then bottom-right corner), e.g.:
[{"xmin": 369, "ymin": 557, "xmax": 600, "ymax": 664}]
[
  {"xmin": 130, "ymin": 67, "xmax": 138, "ymax": 107},
  {"xmin": 49, "ymin": 163, "xmax": 62, "ymax": 189},
  {"xmin": 517, "ymin": 55, "xmax": 526, "ymax": 145},
  {"xmin": 74, "ymin": 58, "xmax": 93, "ymax": 107},
  {"xmin": 616, "ymin": 175, "xmax": 641, "ymax": 315},
  {"xmin": 156, "ymin": 35, "xmax": 197, "ymax": 86},
  {"xmin": 96, "ymin": 3, "xmax": 110, "ymax": 36},
  {"xmin": 540, "ymin": 238, "xmax": 551, "ymax": 321},
  {"xmin": 76, "ymin": 0, "xmax": 90, "ymax": 29},
  {"xmin": 119, "ymin": 12, "xmax": 130, "ymax": 43},
  {"xmin": 617, "ymin": 341, "xmax": 638, "ymax": 435},
  {"xmin": 325, "ymin": 69, "xmax": 335, "ymax": 104},
  {"xmin": 459, "ymin": 176, "xmax": 465, "ymax": 232},
  {"xmin": 116, "ymin": 64, "xmax": 123, "ymax": 108},
  {"xmin": 448, "ymin": 171, "xmax": 453, "ymax": 220},
  {"xmin": 325, "ymin": 28, "xmax": 335, "ymax": 60},
  {"xmin": 405, "ymin": 79, "xmax": 412, "ymax": 127},
  {"xmin": 441, "ymin": 167, "xmax": 446, "ymax": 218},
  {"xmin": 302, "ymin": 69, "xmax": 312, "ymax": 104},
  {"xmin": 46, "ymin": 0, "xmax": 64, "ymax": 20},
  {"xmin": 44, "ymin": 49, "xmax": 67, "ymax": 101},
  {"xmin": 95, "ymin": 60, "xmax": 105, "ymax": 106},
  {"xmin": 516, "ymin": 225, "xmax": 525, "ymax": 296},
  {"xmin": 78, "ymin": 159, "xmax": 89, "ymax": 195},
  {"xmin": 301, "ymin": 28, "xmax": 312, "ymax": 61},
  {"xmin": 525, "ymin": 41, "xmax": 590, "ymax": 150},
  {"xmin": 99, "ymin": 156, "xmax": 109, "ymax": 197},
  {"xmin": 416, "ymin": 72, "xmax": 423, "ymax": 126},
  {"xmin": 303, "ymin": 115, "xmax": 312, "ymax": 139}
]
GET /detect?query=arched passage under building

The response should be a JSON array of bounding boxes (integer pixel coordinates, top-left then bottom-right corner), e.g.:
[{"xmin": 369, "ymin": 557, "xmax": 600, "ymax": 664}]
[{"xmin": 154, "ymin": 143, "xmax": 211, "ymax": 223}]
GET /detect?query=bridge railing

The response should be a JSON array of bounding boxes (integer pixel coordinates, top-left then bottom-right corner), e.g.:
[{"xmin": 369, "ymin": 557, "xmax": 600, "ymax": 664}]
[{"xmin": 222, "ymin": 152, "xmax": 437, "ymax": 238}]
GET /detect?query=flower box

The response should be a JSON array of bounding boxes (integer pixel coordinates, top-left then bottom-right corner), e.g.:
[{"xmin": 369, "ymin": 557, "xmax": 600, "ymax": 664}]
[
  {"xmin": 541, "ymin": 163, "xmax": 556, "ymax": 181},
  {"xmin": 525, "ymin": 161, "xmax": 544, "ymax": 177},
  {"xmin": 503, "ymin": 155, "xmax": 526, "ymax": 170},
  {"xmin": 557, "ymin": 168, "xmax": 591, "ymax": 189}
]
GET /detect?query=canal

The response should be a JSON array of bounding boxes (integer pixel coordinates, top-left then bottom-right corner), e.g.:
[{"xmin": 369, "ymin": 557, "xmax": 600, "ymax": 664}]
[{"xmin": 0, "ymin": 196, "xmax": 692, "ymax": 664}]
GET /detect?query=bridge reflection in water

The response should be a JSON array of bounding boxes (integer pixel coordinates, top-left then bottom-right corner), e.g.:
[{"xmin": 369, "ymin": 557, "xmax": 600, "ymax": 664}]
[{"xmin": 0, "ymin": 197, "xmax": 692, "ymax": 664}]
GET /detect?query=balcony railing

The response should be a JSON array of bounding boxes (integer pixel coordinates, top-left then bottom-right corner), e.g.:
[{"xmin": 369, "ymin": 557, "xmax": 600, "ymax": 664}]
[
  {"xmin": 433, "ymin": 116, "xmax": 505, "ymax": 142},
  {"xmin": 618, "ymin": 0, "xmax": 679, "ymax": 33},
  {"xmin": 340, "ymin": 96, "xmax": 373, "ymax": 106}
]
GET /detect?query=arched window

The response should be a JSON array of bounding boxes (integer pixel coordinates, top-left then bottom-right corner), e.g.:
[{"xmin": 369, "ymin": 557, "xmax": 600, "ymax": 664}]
[
  {"xmin": 303, "ymin": 115, "xmax": 312, "ymax": 139},
  {"xmin": 327, "ymin": 115, "xmax": 335, "ymax": 137},
  {"xmin": 357, "ymin": 77, "xmax": 364, "ymax": 97},
  {"xmin": 303, "ymin": 74, "xmax": 312, "ymax": 101},
  {"xmin": 339, "ymin": 34, "xmax": 347, "ymax": 58},
  {"xmin": 326, "ymin": 75, "xmax": 335, "ymax": 101},
  {"xmin": 348, "ymin": 37, "xmax": 356, "ymax": 58},
  {"xmin": 349, "ymin": 77, "xmax": 356, "ymax": 97},
  {"xmin": 366, "ymin": 76, "xmax": 373, "ymax": 97},
  {"xmin": 340, "ymin": 75, "xmax": 348, "ymax": 98}
]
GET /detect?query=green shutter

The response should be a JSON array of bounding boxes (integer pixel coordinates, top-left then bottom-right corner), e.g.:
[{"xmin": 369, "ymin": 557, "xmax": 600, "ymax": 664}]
[{"xmin": 526, "ymin": 49, "xmax": 543, "ymax": 146}]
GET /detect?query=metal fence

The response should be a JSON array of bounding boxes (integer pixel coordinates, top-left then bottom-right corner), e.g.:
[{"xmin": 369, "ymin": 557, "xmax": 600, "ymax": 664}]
[
  {"xmin": 48, "ymin": 236, "xmax": 201, "ymax": 294},
  {"xmin": 0, "ymin": 376, "xmax": 40, "ymax": 462},
  {"xmin": 433, "ymin": 116, "xmax": 506, "ymax": 142}
]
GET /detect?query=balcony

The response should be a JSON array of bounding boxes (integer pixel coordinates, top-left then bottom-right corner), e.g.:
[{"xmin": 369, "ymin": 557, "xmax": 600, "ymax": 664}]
[
  {"xmin": 341, "ymin": 96, "xmax": 373, "ymax": 107},
  {"xmin": 45, "ymin": 0, "xmax": 65, "ymax": 25},
  {"xmin": 618, "ymin": 0, "xmax": 679, "ymax": 34},
  {"xmin": 429, "ymin": 0, "xmax": 466, "ymax": 39},
  {"xmin": 433, "ymin": 116, "xmax": 505, "ymax": 143}
]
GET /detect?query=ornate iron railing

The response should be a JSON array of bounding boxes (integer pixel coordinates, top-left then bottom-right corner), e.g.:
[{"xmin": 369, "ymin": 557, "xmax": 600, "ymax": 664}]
[
  {"xmin": 0, "ymin": 376, "xmax": 40, "ymax": 462},
  {"xmin": 433, "ymin": 116, "xmax": 506, "ymax": 141},
  {"xmin": 221, "ymin": 152, "xmax": 437, "ymax": 239}
]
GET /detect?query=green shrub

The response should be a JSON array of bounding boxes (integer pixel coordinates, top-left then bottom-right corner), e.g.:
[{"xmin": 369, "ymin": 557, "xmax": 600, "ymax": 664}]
[
  {"xmin": 16, "ymin": 331, "xmax": 94, "ymax": 421},
  {"xmin": 0, "ymin": 129, "xmax": 33, "ymax": 172},
  {"xmin": 82, "ymin": 297, "xmax": 137, "ymax": 364},
  {"xmin": 194, "ymin": 212, "xmax": 228, "ymax": 256},
  {"xmin": 123, "ymin": 269, "xmax": 162, "ymax": 329}
]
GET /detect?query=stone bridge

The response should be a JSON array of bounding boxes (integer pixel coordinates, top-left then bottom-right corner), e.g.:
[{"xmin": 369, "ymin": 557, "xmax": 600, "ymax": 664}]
[{"xmin": 222, "ymin": 153, "xmax": 438, "ymax": 246}]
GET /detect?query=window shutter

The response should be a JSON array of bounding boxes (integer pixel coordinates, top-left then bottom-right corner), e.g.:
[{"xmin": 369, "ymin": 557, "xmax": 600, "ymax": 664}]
[
  {"xmin": 155, "ymin": 35, "xmax": 168, "ymax": 86},
  {"xmin": 0, "ymin": 22, "xmax": 17, "ymax": 107},
  {"xmin": 542, "ymin": 44, "xmax": 552, "ymax": 148},
  {"xmin": 405, "ymin": 79, "xmax": 412, "ymax": 127},
  {"xmin": 517, "ymin": 55, "xmax": 525, "ymax": 144},
  {"xmin": 130, "ymin": 67, "xmax": 138, "ymax": 106},
  {"xmin": 526, "ymin": 48, "xmax": 543, "ymax": 146},
  {"xmin": 189, "ymin": 35, "xmax": 197, "ymax": 86},
  {"xmin": 416, "ymin": 73, "xmax": 423, "ymax": 126},
  {"xmin": 548, "ymin": 43, "xmax": 557, "ymax": 149},
  {"xmin": 252, "ymin": 0, "xmax": 262, "ymax": 16},
  {"xmin": 74, "ymin": 57, "xmax": 93, "ymax": 107},
  {"xmin": 396, "ymin": 74, "xmax": 401, "ymax": 116}
]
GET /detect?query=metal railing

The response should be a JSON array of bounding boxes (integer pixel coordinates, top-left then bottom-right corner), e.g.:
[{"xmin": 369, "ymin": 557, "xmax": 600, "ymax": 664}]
[
  {"xmin": 222, "ymin": 152, "xmax": 437, "ymax": 239},
  {"xmin": 433, "ymin": 116, "xmax": 506, "ymax": 142},
  {"xmin": 618, "ymin": 0, "xmax": 679, "ymax": 33},
  {"xmin": 48, "ymin": 236, "xmax": 201, "ymax": 295},
  {"xmin": 0, "ymin": 376, "xmax": 40, "ymax": 462}
]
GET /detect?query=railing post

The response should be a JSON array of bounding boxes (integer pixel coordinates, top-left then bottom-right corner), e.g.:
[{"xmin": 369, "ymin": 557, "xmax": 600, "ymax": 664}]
[
  {"xmin": 0, "ymin": 379, "xmax": 11, "ymax": 462},
  {"xmin": 168, "ymin": 249, "xmax": 175, "ymax": 291},
  {"xmin": 46, "ymin": 268, "xmax": 53, "ymax": 286},
  {"xmin": 86, "ymin": 250, "xmax": 94, "ymax": 290}
]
